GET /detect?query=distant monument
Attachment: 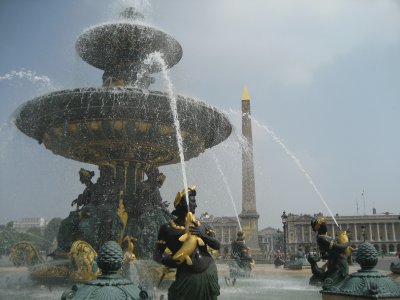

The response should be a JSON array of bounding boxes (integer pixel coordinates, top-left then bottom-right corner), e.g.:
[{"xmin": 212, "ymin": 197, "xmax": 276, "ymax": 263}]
[{"xmin": 239, "ymin": 87, "xmax": 260, "ymax": 250}]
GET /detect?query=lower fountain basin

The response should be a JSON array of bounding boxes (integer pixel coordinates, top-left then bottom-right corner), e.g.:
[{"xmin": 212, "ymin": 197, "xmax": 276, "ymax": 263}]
[{"xmin": 15, "ymin": 87, "xmax": 232, "ymax": 165}]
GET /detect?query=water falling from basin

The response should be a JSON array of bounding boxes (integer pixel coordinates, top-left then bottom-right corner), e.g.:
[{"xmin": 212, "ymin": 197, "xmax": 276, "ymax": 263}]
[{"xmin": 142, "ymin": 51, "xmax": 190, "ymax": 200}]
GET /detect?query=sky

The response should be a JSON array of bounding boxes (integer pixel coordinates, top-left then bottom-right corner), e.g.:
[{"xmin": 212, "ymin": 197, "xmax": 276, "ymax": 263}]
[{"xmin": 0, "ymin": 0, "xmax": 399, "ymax": 229}]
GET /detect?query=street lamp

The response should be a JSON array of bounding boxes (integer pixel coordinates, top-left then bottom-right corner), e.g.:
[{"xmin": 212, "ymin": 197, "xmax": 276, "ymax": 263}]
[
  {"xmin": 281, "ymin": 211, "xmax": 288, "ymax": 264},
  {"xmin": 361, "ymin": 225, "xmax": 366, "ymax": 242}
]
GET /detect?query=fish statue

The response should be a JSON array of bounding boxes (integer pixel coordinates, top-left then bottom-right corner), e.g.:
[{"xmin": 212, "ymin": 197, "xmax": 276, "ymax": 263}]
[
  {"xmin": 337, "ymin": 230, "xmax": 353, "ymax": 257},
  {"xmin": 173, "ymin": 212, "xmax": 205, "ymax": 265}
]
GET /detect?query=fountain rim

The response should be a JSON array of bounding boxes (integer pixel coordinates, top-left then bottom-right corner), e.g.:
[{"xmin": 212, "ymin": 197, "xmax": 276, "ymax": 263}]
[
  {"xmin": 75, "ymin": 21, "xmax": 183, "ymax": 71},
  {"xmin": 14, "ymin": 86, "xmax": 233, "ymax": 143}
]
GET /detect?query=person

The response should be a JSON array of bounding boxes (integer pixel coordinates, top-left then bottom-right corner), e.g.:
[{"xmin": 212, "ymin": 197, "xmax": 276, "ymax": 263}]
[
  {"xmin": 274, "ymin": 249, "xmax": 284, "ymax": 267},
  {"xmin": 307, "ymin": 216, "xmax": 351, "ymax": 289},
  {"xmin": 223, "ymin": 245, "xmax": 229, "ymax": 259},
  {"xmin": 153, "ymin": 186, "xmax": 220, "ymax": 300}
]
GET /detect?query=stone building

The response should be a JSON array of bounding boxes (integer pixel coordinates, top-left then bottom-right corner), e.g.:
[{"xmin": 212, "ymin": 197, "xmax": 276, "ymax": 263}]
[
  {"xmin": 258, "ymin": 227, "xmax": 281, "ymax": 260},
  {"xmin": 199, "ymin": 215, "xmax": 239, "ymax": 254},
  {"xmin": 284, "ymin": 212, "xmax": 400, "ymax": 255},
  {"xmin": 12, "ymin": 217, "xmax": 48, "ymax": 233},
  {"xmin": 200, "ymin": 215, "xmax": 282, "ymax": 260},
  {"xmin": 258, "ymin": 227, "xmax": 279, "ymax": 253}
]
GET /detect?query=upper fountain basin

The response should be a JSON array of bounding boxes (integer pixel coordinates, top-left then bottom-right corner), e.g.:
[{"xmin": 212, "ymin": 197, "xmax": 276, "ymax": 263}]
[
  {"xmin": 15, "ymin": 87, "xmax": 232, "ymax": 166},
  {"xmin": 76, "ymin": 22, "xmax": 183, "ymax": 73}
]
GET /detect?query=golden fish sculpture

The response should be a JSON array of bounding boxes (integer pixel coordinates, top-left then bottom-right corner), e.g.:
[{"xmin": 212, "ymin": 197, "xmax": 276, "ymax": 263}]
[
  {"xmin": 173, "ymin": 212, "xmax": 205, "ymax": 265},
  {"xmin": 337, "ymin": 230, "xmax": 353, "ymax": 257}
]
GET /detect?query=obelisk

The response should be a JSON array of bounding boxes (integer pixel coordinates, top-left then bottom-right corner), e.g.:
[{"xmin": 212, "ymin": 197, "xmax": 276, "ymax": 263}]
[{"xmin": 239, "ymin": 86, "xmax": 260, "ymax": 250}]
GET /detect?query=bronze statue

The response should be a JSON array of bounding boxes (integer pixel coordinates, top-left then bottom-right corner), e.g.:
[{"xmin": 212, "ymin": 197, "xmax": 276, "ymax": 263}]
[
  {"xmin": 286, "ymin": 245, "xmax": 305, "ymax": 270},
  {"xmin": 307, "ymin": 216, "xmax": 351, "ymax": 289},
  {"xmin": 153, "ymin": 186, "xmax": 220, "ymax": 300},
  {"xmin": 225, "ymin": 231, "xmax": 254, "ymax": 286},
  {"xmin": 133, "ymin": 166, "xmax": 167, "ymax": 215},
  {"xmin": 126, "ymin": 166, "xmax": 171, "ymax": 258},
  {"xmin": 56, "ymin": 165, "xmax": 123, "ymax": 252},
  {"xmin": 71, "ymin": 168, "xmax": 95, "ymax": 210}
]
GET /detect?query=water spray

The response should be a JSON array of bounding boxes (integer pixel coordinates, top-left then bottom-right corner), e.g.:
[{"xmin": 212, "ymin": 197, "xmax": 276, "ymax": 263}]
[
  {"xmin": 212, "ymin": 152, "xmax": 242, "ymax": 231},
  {"xmin": 225, "ymin": 109, "xmax": 341, "ymax": 229},
  {"xmin": 145, "ymin": 52, "xmax": 190, "ymax": 204},
  {"xmin": 0, "ymin": 69, "xmax": 56, "ymax": 91},
  {"xmin": 252, "ymin": 117, "xmax": 341, "ymax": 229}
]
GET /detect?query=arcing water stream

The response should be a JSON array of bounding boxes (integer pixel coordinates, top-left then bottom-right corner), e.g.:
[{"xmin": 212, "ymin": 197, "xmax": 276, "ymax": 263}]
[
  {"xmin": 142, "ymin": 52, "xmax": 190, "ymax": 202},
  {"xmin": 226, "ymin": 109, "xmax": 340, "ymax": 228},
  {"xmin": 252, "ymin": 118, "xmax": 340, "ymax": 228},
  {"xmin": 212, "ymin": 152, "xmax": 242, "ymax": 231}
]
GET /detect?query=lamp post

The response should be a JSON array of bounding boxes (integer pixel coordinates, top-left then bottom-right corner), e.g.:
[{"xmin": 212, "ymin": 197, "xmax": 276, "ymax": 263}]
[
  {"xmin": 361, "ymin": 225, "xmax": 366, "ymax": 242},
  {"xmin": 281, "ymin": 211, "xmax": 288, "ymax": 265}
]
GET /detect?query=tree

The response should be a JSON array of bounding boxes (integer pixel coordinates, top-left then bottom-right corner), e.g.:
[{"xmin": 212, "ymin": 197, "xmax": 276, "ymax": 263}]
[
  {"xmin": 44, "ymin": 217, "xmax": 62, "ymax": 244},
  {"xmin": 27, "ymin": 227, "xmax": 42, "ymax": 237},
  {"xmin": 0, "ymin": 225, "xmax": 20, "ymax": 254},
  {"xmin": 0, "ymin": 222, "xmax": 54, "ymax": 254}
]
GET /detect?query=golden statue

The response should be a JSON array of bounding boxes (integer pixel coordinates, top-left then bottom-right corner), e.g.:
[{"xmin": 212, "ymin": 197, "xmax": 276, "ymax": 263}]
[
  {"xmin": 69, "ymin": 240, "xmax": 100, "ymax": 282},
  {"xmin": 10, "ymin": 241, "xmax": 45, "ymax": 267}
]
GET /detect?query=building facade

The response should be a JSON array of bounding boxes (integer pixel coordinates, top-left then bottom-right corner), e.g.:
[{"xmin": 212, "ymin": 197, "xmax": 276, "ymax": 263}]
[
  {"xmin": 12, "ymin": 217, "xmax": 48, "ymax": 233},
  {"xmin": 258, "ymin": 227, "xmax": 279, "ymax": 253},
  {"xmin": 200, "ymin": 215, "xmax": 282, "ymax": 260},
  {"xmin": 258, "ymin": 227, "xmax": 281, "ymax": 260},
  {"xmin": 200, "ymin": 215, "xmax": 239, "ymax": 254},
  {"xmin": 284, "ymin": 213, "xmax": 400, "ymax": 256}
]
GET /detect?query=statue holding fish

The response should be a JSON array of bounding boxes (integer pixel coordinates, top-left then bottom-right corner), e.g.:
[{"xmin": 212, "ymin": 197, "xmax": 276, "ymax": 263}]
[
  {"xmin": 153, "ymin": 186, "xmax": 221, "ymax": 300},
  {"xmin": 307, "ymin": 216, "xmax": 353, "ymax": 289}
]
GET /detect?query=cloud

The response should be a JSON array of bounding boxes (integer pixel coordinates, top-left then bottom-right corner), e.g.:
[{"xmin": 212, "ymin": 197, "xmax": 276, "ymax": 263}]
[{"xmin": 174, "ymin": 0, "xmax": 400, "ymax": 87}]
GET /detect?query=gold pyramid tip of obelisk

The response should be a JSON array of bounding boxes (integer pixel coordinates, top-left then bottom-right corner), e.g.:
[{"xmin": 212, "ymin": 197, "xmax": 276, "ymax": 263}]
[{"xmin": 242, "ymin": 86, "xmax": 250, "ymax": 101}]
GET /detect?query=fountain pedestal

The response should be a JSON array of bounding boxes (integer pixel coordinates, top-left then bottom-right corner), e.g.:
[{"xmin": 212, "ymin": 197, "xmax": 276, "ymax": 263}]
[
  {"xmin": 62, "ymin": 241, "xmax": 148, "ymax": 300},
  {"xmin": 321, "ymin": 243, "xmax": 400, "ymax": 300}
]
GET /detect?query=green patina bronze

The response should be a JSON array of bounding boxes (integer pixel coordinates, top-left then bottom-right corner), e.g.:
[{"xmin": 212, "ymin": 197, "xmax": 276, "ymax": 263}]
[
  {"xmin": 153, "ymin": 187, "xmax": 221, "ymax": 300},
  {"xmin": 62, "ymin": 241, "xmax": 149, "ymax": 300},
  {"xmin": 321, "ymin": 242, "xmax": 400, "ymax": 299},
  {"xmin": 226, "ymin": 231, "xmax": 254, "ymax": 286},
  {"xmin": 307, "ymin": 217, "xmax": 350, "ymax": 289}
]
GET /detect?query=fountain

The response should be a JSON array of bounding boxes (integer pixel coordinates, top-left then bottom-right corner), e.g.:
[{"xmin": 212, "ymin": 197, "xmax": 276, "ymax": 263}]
[{"xmin": 12, "ymin": 6, "xmax": 232, "ymax": 278}]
